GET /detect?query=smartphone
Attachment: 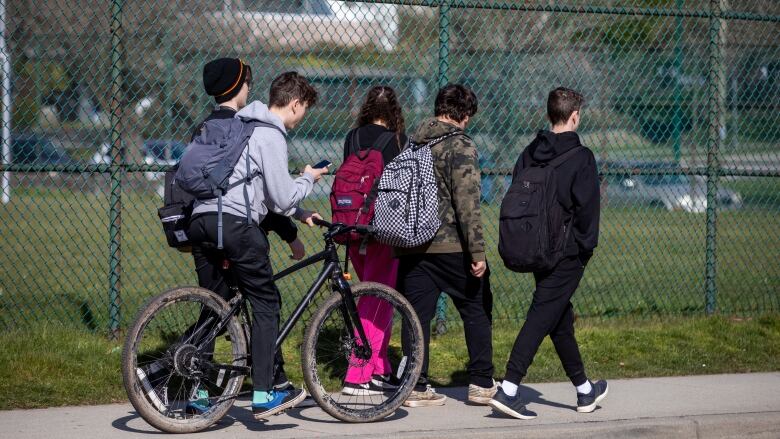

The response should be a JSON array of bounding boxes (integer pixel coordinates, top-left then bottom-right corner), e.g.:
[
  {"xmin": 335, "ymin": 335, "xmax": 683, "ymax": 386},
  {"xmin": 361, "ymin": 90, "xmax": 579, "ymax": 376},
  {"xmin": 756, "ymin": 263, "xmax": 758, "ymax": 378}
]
[{"xmin": 313, "ymin": 160, "xmax": 332, "ymax": 169}]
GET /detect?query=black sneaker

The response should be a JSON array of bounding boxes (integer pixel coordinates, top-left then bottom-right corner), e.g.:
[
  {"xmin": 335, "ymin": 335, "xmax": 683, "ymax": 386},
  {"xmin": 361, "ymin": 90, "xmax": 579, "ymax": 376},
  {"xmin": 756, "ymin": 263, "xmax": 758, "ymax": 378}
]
[
  {"xmin": 372, "ymin": 374, "xmax": 400, "ymax": 390},
  {"xmin": 577, "ymin": 380, "xmax": 608, "ymax": 413},
  {"xmin": 251, "ymin": 388, "xmax": 306, "ymax": 419},
  {"xmin": 274, "ymin": 381, "xmax": 316, "ymax": 408},
  {"xmin": 342, "ymin": 374, "xmax": 399, "ymax": 396},
  {"xmin": 489, "ymin": 387, "xmax": 537, "ymax": 420}
]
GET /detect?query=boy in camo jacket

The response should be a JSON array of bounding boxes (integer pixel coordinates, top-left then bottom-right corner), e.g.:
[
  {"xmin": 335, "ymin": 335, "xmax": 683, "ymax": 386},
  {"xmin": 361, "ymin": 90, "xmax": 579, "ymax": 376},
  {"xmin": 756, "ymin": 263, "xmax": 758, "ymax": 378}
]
[{"xmin": 397, "ymin": 84, "xmax": 497, "ymax": 407}]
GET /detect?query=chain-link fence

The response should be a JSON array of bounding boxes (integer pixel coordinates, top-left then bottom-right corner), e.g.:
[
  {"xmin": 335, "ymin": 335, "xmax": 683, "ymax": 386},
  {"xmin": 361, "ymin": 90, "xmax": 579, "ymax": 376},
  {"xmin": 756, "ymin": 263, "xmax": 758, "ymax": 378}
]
[{"xmin": 1, "ymin": 0, "xmax": 778, "ymax": 337}]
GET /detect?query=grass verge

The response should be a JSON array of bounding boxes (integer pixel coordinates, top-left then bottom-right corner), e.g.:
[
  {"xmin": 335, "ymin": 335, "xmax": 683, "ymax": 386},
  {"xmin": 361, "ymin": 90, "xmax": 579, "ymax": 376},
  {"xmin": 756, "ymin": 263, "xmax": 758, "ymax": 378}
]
[{"xmin": 1, "ymin": 314, "xmax": 778, "ymax": 410}]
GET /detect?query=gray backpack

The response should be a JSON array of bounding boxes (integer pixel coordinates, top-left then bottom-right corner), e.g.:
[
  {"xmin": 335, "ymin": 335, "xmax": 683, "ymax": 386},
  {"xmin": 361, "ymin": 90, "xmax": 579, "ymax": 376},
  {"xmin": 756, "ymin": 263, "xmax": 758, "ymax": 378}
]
[
  {"xmin": 174, "ymin": 117, "xmax": 282, "ymax": 248},
  {"xmin": 373, "ymin": 132, "xmax": 459, "ymax": 247}
]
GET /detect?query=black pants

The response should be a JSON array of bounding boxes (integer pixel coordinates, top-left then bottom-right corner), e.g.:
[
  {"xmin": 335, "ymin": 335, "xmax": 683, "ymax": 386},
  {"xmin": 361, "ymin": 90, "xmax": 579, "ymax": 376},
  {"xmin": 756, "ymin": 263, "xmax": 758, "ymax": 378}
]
[
  {"xmin": 504, "ymin": 255, "xmax": 587, "ymax": 386},
  {"xmin": 398, "ymin": 253, "xmax": 494, "ymax": 388},
  {"xmin": 188, "ymin": 213, "xmax": 281, "ymax": 391}
]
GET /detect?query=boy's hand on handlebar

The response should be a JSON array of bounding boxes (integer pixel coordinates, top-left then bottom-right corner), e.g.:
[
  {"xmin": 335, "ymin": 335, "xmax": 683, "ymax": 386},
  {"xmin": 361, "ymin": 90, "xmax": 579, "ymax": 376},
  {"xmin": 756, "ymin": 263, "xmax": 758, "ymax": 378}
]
[
  {"xmin": 303, "ymin": 164, "xmax": 330, "ymax": 182},
  {"xmin": 299, "ymin": 211, "xmax": 323, "ymax": 227}
]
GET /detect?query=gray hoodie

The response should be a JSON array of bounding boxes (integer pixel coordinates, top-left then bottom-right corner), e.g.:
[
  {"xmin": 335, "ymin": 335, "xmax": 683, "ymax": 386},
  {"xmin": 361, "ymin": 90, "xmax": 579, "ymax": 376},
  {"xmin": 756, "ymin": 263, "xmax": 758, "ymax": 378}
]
[{"xmin": 192, "ymin": 100, "xmax": 314, "ymax": 223}]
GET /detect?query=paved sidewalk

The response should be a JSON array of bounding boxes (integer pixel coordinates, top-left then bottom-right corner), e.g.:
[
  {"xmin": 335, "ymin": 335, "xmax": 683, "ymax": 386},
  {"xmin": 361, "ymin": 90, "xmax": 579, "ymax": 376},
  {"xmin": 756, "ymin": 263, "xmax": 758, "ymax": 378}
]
[{"xmin": 1, "ymin": 373, "xmax": 779, "ymax": 439}]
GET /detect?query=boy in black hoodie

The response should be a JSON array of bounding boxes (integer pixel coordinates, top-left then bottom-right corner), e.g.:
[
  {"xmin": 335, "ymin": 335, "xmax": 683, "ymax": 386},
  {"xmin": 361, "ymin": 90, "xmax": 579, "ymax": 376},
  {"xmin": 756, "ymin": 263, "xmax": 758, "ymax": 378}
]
[{"xmin": 489, "ymin": 87, "xmax": 607, "ymax": 420}]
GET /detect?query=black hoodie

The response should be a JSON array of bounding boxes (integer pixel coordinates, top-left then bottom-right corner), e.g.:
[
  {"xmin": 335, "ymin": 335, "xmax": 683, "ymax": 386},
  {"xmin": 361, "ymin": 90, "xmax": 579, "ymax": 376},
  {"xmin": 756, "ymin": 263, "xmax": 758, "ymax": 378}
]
[{"xmin": 512, "ymin": 130, "xmax": 600, "ymax": 265}]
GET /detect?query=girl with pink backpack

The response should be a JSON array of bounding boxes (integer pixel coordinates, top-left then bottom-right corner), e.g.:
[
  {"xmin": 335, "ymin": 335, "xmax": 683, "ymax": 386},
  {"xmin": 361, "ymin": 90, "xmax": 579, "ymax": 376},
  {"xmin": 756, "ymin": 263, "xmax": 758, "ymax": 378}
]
[{"xmin": 331, "ymin": 86, "xmax": 407, "ymax": 395}]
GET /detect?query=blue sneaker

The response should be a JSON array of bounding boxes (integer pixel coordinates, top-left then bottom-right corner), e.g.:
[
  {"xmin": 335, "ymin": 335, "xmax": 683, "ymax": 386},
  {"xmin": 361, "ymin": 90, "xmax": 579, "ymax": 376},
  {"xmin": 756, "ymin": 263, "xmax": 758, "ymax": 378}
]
[
  {"xmin": 577, "ymin": 380, "xmax": 608, "ymax": 413},
  {"xmin": 252, "ymin": 388, "xmax": 306, "ymax": 419},
  {"xmin": 185, "ymin": 389, "xmax": 211, "ymax": 415},
  {"xmin": 489, "ymin": 387, "xmax": 537, "ymax": 420}
]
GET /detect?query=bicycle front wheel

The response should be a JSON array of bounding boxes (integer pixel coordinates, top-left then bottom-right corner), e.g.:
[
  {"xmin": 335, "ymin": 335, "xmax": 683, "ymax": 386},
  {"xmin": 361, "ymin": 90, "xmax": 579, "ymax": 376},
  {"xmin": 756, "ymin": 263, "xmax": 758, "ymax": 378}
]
[
  {"xmin": 121, "ymin": 286, "xmax": 248, "ymax": 433},
  {"xmin": 302, "ymin": 282, "xmax": 424, "ymax": 423}
]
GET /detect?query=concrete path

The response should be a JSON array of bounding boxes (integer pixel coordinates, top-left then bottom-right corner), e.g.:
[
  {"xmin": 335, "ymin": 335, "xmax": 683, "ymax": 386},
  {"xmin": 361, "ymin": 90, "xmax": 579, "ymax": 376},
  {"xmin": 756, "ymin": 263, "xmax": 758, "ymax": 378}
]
[{"xmin": 1, "ymin": 373, "xmax": 779, "ymax": 438}]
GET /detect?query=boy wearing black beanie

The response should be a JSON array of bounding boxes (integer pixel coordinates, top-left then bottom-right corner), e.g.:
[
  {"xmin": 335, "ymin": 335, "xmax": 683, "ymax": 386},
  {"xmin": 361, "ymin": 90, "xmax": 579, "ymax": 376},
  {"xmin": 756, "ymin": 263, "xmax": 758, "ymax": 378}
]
[{"xmin": 185, "ymin": 58, "xmax": 312, "ymax": 417}]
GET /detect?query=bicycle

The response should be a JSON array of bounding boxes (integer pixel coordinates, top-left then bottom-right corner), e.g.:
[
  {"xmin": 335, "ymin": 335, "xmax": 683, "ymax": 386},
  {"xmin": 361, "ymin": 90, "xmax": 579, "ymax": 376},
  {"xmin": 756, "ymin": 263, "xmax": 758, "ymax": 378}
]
[{"xmin": 121, "ymin": 219, "xmax": 424, "ymax": 433}]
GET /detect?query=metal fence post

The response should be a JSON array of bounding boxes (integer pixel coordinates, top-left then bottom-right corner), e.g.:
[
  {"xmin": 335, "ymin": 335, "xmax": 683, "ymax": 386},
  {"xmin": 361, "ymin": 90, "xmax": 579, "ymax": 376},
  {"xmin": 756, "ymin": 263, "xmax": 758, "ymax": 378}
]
[
  {"xmin": 438, "ymin": 0, "xmax": 450, "ymax": 88},
  {"xmin": 0, "ymin": 0, "xmax": 12, "ymax": 206},
  {"xmin": 433, "ymin": 1, "xmax": 451, "ymax": 331},
  {"xmin": 672, "ymin": 0, "xmax": 684, "ymax": 163},
  {"xmin": 108, "ymin": 0, "xmax": 124, "ymax": 339},
  {"xmin": 705, "ymin": 0, "xmax": 727, "ymax": 315}
]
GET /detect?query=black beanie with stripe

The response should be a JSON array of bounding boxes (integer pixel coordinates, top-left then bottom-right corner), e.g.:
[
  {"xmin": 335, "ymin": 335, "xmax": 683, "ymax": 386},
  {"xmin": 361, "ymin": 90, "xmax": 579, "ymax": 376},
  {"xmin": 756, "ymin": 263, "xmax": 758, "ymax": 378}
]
[{"xmin": 203, "ymin": 58, "xmax": 252, "ymax": 103}]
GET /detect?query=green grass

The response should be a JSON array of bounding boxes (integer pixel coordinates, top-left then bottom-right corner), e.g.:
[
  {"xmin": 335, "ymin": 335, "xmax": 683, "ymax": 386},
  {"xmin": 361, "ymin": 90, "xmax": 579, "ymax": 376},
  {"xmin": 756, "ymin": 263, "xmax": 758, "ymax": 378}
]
[
  {"xmin": 0, "ymin": 184, "xmax": 778, "ymax": 332},
  {"xmin": 1, "ymin": 314, "xmax": 779, "ymax": 410}
]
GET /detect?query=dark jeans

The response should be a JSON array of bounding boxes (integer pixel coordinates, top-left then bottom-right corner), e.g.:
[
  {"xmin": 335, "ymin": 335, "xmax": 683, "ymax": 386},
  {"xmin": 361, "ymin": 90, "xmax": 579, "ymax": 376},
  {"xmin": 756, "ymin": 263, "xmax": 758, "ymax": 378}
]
[
  {"xmin": 398, "ymin": 253, "xmax": 494, "ymax": 388},
  {"xmin": 188, "ymin": 213, "xmax": 281, "ymax": 391},
  {"xmin": 504, "ymin": 255, "xmax": 587, "ymax": 386}
]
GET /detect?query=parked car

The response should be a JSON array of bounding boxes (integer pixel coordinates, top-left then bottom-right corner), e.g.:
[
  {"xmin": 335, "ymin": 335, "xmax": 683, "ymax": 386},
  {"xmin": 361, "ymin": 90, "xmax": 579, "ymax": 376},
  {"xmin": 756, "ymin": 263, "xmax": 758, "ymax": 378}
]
[
  {"xmin": 603, "ymin": 161, "xmax": 742, "ymax": 213},
  {"xmin": 91, "ymin": 142, "xmax": 111, "ymax": 165},
  {"xmin": 142, "ymin": 139, "xmax": 187, "ymax": 181},
  {"xmin": 92, "ymin": 139, "xmax": 186, "ymax": 182},
  {"xmin": 9, "ymin": 134, "xmax": 75, "ymax": 167}
]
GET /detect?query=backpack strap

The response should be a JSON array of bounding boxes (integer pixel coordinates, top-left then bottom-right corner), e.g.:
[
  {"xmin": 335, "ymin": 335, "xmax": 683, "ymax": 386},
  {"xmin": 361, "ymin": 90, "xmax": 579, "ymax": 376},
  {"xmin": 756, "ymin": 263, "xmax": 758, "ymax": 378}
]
[
  {"xmin": 375, "ymin": 131, "xmax": 397, "ymax": 155},
  {"xmin": 348, "ymin": 129, "xmax": 396, "ymax": 157},
  {"xmin": 349, "ymin": 129, "xmax": 360, "ymax": 156},
  {"xmin": 411, "ymin": 130, "xmax": 463, "ymax": 150}
]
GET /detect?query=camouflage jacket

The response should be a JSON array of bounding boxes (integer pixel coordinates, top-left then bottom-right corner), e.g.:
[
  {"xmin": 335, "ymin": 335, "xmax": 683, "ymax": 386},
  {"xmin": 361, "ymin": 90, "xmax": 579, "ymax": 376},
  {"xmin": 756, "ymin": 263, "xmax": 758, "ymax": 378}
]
[{"xmin": 396, "ymin": 117, "xmax": 485, "ymax": 262}]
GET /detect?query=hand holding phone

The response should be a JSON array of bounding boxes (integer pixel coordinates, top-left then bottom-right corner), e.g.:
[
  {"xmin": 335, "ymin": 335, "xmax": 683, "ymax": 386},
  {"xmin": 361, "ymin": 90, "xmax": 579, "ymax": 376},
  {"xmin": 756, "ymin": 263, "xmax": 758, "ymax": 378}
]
[
  {"xmin": 304, "ymin": 161, "xmax": 331, "ymax": 182},
  {"xmin": 313, "ymin": 160, "xmax": 332, "ymax": 169}
]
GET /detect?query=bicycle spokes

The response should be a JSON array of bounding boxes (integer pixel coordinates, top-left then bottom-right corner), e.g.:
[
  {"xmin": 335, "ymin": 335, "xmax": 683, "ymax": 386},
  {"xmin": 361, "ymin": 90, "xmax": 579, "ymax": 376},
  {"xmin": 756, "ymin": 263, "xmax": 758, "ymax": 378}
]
[{"xmin": 130, "ymin": 293, "xmax": 247, "ymax": 421}]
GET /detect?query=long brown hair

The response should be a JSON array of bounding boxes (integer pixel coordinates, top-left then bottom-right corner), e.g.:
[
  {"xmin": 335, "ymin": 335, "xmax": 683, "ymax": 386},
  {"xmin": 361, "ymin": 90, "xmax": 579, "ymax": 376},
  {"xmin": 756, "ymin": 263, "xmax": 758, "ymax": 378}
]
[{"xmin": 356, "ymin": 85, "xmax": 405, "ymax": 149}]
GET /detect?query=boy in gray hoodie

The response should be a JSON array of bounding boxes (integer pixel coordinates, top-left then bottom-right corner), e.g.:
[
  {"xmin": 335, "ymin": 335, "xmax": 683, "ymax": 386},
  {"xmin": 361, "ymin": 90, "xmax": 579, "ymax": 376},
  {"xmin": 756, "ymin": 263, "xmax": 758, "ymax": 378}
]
[{"xmin": 188, "ymin": 71, "xmax": 328, "ymax": 419}]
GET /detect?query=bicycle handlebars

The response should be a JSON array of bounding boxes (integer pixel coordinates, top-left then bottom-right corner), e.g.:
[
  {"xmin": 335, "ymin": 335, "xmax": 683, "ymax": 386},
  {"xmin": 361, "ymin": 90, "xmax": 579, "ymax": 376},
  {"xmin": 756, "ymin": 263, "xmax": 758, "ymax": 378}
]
[{"xmin": 312, "ymin": 218, "xmax": 374, "ymax": 238}]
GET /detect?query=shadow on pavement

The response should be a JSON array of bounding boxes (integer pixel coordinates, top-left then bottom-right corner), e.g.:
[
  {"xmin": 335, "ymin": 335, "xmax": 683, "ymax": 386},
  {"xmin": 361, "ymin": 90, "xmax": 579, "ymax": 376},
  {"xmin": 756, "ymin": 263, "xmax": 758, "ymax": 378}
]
[
  {"xmin": 285, "ymin": 404, "xmax": 410, "ymax": 424},
  {"xmin": 110, "ymin": 405, "xmax": 299, "ymax": 434},
  {"xmin": 110, "ymin": 410, "xmax": 238, "ymax": 434},
  {"xmin": 437, "ymin": 384, "xmax": 576, "ymax": 411}
]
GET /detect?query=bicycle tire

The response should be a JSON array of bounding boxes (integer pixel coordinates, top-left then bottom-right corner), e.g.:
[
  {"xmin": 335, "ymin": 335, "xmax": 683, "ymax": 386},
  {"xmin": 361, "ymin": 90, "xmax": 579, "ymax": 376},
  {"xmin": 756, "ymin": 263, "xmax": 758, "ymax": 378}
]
[
  {"xmin": 121, "ymin": 286, "xmax": 247, "ymax": 433},
  {"xmin": 301, "ymin": 282, "xmax": 424, "ymax": 423}
]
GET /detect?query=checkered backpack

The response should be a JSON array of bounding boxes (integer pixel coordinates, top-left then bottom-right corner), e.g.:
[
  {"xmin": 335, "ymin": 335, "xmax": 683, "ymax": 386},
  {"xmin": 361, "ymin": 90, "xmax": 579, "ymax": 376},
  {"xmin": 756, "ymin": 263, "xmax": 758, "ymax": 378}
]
[{"xmin": 373, "ymin": 132, "xmax": 459, "ymax": 247}]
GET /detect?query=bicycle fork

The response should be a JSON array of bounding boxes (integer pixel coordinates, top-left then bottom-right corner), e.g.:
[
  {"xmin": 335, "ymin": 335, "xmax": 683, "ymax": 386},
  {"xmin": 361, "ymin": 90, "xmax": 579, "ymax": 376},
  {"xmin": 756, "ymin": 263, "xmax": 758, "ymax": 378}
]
[{"xmin": 332, "ymin": 269, "xmax": 373, "ymax": 361}]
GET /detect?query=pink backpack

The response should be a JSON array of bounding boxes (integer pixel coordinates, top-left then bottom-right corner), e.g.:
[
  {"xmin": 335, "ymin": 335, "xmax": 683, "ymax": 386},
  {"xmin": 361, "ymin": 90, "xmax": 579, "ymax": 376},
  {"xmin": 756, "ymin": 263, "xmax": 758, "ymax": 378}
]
[{"xmin": 330, "ymin": 131, "xmax": 396, "ymax": 244}]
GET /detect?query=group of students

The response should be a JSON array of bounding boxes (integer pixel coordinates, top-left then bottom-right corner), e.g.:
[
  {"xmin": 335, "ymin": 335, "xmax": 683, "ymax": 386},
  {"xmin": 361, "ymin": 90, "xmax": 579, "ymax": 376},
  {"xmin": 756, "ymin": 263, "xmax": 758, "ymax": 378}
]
[{"xmin": 183, "ymin": 57, "xmax": 607, "ymax": 421}]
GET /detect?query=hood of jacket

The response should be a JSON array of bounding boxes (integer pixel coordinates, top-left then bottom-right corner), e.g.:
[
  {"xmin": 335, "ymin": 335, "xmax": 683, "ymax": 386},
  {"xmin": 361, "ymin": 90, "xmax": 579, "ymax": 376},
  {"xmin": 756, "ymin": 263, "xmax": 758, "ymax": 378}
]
[
  {"xmin": 235, "ymin": 100, "xmax": 287, "ymax": 135},
  {"xmin": 528, "ymin": 130, "xmax": 582, "ymax": 163},
  {"xmin": 411, "ymin": 117, "xmax": 462, "ymax": 144}
]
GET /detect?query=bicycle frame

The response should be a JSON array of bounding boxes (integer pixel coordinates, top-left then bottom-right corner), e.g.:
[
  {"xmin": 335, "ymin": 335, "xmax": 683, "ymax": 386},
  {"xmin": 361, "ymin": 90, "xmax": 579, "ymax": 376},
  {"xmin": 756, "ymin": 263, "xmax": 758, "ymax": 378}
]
[{"xmin": 196, "ymin": 229, "xmax": 373, "ymax": 367}]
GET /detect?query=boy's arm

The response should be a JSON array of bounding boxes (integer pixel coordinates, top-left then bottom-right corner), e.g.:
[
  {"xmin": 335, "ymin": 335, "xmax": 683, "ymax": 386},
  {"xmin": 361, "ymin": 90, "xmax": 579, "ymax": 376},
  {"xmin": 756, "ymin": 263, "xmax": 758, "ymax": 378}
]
[
  {"xmin": 260, "ymin": 212, "xmax": 298, "ymax": 243},
  {"xmin": 449, "ymin": 139, "xmax": 485, "ymax": 262},
  {"xmin": 254, "ymin": 129, "xmax": 315, "ymax": 216},
  {"xmin": 571, "ymin": 149, "xmax": 600, "ymax": 266}
]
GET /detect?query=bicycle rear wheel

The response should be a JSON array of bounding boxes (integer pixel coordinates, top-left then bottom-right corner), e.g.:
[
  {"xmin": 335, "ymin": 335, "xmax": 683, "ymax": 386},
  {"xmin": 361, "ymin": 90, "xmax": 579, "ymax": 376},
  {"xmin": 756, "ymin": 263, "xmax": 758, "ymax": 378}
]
[
  {"xmin": 302, "ymin": 282, "xmax": 424, "ymax": 422},
  {"xmin": 121, "ymin": 286, "xmax": 248, "ymax": 433}
]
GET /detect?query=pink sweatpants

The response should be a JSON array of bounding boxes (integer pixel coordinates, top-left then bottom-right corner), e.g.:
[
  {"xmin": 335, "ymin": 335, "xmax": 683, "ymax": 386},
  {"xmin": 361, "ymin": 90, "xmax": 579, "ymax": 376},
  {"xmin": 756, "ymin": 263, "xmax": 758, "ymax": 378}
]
[{"xmin": 344, "ymin": 240, "xmax": 399, "ymax": 384}]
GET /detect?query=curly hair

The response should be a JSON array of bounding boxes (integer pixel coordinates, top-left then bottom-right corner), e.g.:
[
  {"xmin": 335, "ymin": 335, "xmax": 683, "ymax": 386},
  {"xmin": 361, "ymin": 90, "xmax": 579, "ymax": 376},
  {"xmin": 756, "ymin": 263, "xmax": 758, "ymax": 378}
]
[{"xmin": 356, "ymin": 85, "xmax": 405, "ymax": 147}]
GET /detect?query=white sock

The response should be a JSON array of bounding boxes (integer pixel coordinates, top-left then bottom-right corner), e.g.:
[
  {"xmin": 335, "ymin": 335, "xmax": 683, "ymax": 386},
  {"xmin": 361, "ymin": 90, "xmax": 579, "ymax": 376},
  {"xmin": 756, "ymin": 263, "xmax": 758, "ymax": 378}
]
[
  {"xmin": 576, "ymin": 380, "xmax": 593, "ymax": 394},
  {"xmin": 501, "ymin": 380, "xmax": 519, "ymax": 397}
]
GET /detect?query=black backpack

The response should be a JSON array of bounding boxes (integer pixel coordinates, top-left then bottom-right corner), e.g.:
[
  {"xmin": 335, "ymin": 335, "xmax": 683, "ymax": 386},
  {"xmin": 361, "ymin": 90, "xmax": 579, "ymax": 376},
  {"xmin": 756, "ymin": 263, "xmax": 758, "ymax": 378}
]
[
  {"xmin": 498, "ymin": 147, "xmax": 581, "ymax": 272},
  {"xmin": 157, "ymin": 164, "xmax": 196, "ymax": 251}
]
